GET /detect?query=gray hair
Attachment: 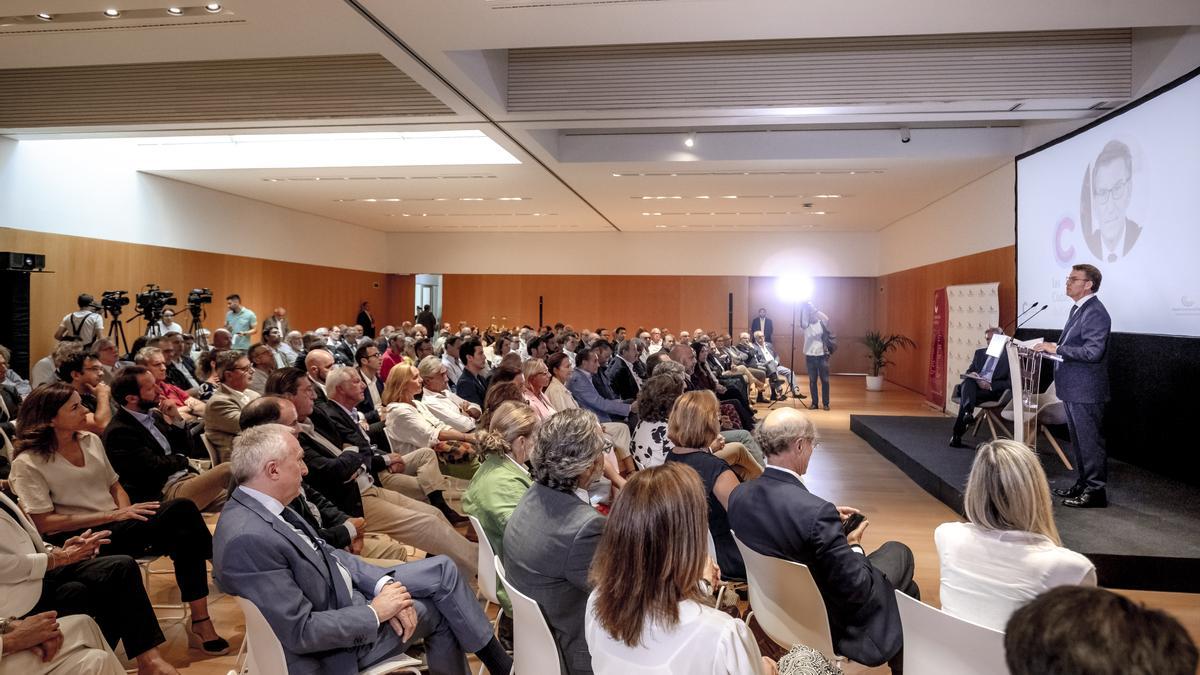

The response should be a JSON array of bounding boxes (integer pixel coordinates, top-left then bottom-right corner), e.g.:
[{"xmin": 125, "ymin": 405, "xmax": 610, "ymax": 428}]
[
  {"xmin": 230, "ymin": 423, "xmax": 294, "ymax": 485},
  {"xmin": 616, "ymin": 339, "xmax": 639, "ymax": 356},
  {"xmin": 650, "ymin": 359, "xmax": 686, "ymax": 379},
  {"xmin": 753, "ymin": 409, "xmax": 818, "ymax": 457},
  {"xmin": 417, "ymin": 355, "xmax": 444, "ymax": 379},
  {"xmin": 134, "ymin": 346, "xmax": 163, "ymax": 365},
  {"xmin": 324, "ymin": 365, "xmax": 359, "ymax": 393},
  {"xmin": 531, "ymin": 408, "xmax": 606, "ymax": 492}
]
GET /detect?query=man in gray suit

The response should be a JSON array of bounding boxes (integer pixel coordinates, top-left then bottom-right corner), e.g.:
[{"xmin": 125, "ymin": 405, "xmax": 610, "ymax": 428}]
[
  {"xmin": 503, "ymin": 409, "xmax": 608, "ymax": 675},
  {"xmin": 1037, "ymin": 263, "xmax": 1112, "ymax": 508},
  {"xmin": 212, "ymin": 424, "xmax": 512, "ymax": 675}
]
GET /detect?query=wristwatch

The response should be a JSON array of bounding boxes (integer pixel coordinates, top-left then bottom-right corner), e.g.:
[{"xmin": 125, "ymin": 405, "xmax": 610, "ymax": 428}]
[{"xmin": 0, "ymin": 617, "xmax": 14, "ymax": 635}]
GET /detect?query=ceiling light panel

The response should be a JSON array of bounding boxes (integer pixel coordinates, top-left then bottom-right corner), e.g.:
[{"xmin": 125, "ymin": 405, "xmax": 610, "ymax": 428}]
[
  {"xmin": 610, "ymin": 169, "xmax": 884, "ymax": 177},
  {"xmin": 630, "ymin": 194, "xmax": 844, "ymax": 200},
  {"xmin": 135, "ymin": 131, "xmax": 521, "ymax": 170}
]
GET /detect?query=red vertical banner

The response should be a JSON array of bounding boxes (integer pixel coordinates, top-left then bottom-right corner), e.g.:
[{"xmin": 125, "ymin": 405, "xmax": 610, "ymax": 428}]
[{"xmin": 927, "ymin": 288, "xmax": 948, "ymax": 410}]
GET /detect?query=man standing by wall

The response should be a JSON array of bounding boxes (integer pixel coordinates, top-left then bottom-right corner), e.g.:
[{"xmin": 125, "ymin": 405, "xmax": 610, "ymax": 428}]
[
  {"xmin": 750, "ymin": 307, "xmax": 773, "ymax": 345},
  {"xmin": 225, "ymin": 294, "xmax": 258, "ymax": 351},
  {"xmin": 1036, "ymin": 264, "xmax": 1111, "ymax": 509}
]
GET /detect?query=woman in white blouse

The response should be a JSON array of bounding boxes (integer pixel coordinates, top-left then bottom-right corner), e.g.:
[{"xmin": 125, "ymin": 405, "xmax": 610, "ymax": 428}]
[
  {"xmin": 935, "ymin": 439, "xmax": 1096, "ymax": 632},
  {"xmin": 381, "ymin": 363, "xmax": 477, "ymax": 466},
  {"xmin": 520, "ymin": 358, "xmax": 557, "ymax": 421},
  {"xmin": 543, "ymin": 352, "xmax": 577, "ymax": 413},
  {"xmin": 586, "ymin": 462, "xmax": 777, "ymax": 675}
]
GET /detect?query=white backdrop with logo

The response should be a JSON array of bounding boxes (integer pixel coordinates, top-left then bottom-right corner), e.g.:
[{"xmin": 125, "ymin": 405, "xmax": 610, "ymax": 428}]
[{"xmin": 945, "ymin": 282, "xmax": 1001, "ymax": 414}]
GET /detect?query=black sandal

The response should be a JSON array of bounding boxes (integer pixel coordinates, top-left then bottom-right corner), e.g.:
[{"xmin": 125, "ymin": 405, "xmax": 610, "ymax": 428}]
[{"xmin": 188, "ymin": 616, "xmax": 231, "ymax": 655}]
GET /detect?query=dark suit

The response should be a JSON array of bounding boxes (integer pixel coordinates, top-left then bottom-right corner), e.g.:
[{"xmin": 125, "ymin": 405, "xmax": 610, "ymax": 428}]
[
  {"xmin": 416, "ymin": 310, "xmax": 437, "ymax": 337},
  {"xmin": 605, "ymin": 357, "xmax": 639, "ymax": 401},
  {"xmin": 297, "ymin": 422, "xmax": 372, "ymax": 518},
  {"xmin": 504, "ymin": 483, "xmax": 605, "ymax": 674},
  {"xmin": 356, "ymin": 311, "xmax": 376, "ymax": 339},
  {"xmin": 214, "ymin": 487, "xmax": 489, "ymax": 675},
  {"xmin": 1055, "ymin": 296, "xmax": 1111, "ymax": 490},
  {"xmin": 356, "ymin": 371, "xmax": 385, "ymax": 425},
  {"xmin": 455, "ymin": 370, "xmax": 489, "ymax": 408},
  {"xmin": 103, "ymin": 407, "xmax": 196, "ymax": 503},
  {"xmin": 728, "ymin": 468, "xmax": 917, "ymax": 667},
  {"xmin": 314, "ymin": 400, "xmax": 375, "ymax": 451},
  {"xmin": 1083, "ymin": 218, "xmax": 1142, "ymax": 263},
  {"xmin": 751, "ymin": 315, "xmax": 774, "ymax": 344},
  {"xmin": 952, "ymin": 346, "xmax": 1012, "ymax": 438},
  {"xmin": 291, "ymin": 486, "xmax": 353, "ymax": 550}
]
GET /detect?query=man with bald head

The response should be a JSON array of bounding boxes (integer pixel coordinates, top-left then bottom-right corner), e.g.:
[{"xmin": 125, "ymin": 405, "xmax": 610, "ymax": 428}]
[
  {"xmin": 305, "ymin": 348, "xmax": 336, "ymax": 402},
  {"xmin": 211, "ymin": 328, "xmax": 233, "ymax": 352},
  {"xmin": 728, "ymin": 408, "xmax": 918, "ymax": 672}
]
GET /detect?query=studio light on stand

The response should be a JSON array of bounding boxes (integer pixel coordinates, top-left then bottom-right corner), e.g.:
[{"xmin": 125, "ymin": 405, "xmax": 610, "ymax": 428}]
[{"xmin": 775, "ymin": 275, "xmax": 814, "ymax": 406}]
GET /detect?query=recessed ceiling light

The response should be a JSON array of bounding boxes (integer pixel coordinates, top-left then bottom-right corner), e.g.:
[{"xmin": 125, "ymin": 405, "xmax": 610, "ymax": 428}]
[
  {"xmin": 103, "ymin": 8, "xmax": 121, "ymax": 17},
  {"xmin": 498, "ymin": 197, "xmax": 523, "ymax": 201},
  {"xmin": 683, "ymin": 133, "xmax": 695, "ymax": 148},
  {"xmin": 204, "ymin": 3, "xmax": 222, "ymax": 12},
  {"xmin": 655, "ymin": 225, "xmax": 667, "ymax": 229},
  {"xmin": 36, "ymin": 12, "xmax": 53, "ymax": 20},
  {"xmin": 166, "ymin": 7, "xmax": 184, "ymax": 15}
]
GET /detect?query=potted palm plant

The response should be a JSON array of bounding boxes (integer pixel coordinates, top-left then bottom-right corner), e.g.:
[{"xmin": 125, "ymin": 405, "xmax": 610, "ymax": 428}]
[{"xmin": 861, "ymin": 331, "xmax": 916, "ymax": 391}]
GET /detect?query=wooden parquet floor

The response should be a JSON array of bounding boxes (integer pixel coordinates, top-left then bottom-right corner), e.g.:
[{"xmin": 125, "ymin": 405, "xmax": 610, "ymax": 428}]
[{"xmin": 166, "ymin": 375, "xmax": 1197, "ymax": 674}]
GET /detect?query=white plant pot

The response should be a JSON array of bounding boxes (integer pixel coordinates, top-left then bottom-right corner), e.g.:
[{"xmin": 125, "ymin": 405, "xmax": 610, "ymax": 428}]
[{"xmin": 865, "ymin": 375, "xmax": 884, "ymax": 391}]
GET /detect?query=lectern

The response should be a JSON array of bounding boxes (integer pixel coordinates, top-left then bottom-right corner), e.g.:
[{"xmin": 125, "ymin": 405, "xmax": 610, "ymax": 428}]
[{"xmin": 1004, "ymin": 340, "xmax": 1073, "ymax": 469}]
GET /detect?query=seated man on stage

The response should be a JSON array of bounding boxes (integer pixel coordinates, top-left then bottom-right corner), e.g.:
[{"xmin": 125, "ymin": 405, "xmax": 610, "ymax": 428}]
[
  {"xmin": 950, "ymin": 327, "xmax": 1011, "ymax": 448},
  {"xmin": 213, "ymin": 424, "xmax": 511, "ymax": 675}
]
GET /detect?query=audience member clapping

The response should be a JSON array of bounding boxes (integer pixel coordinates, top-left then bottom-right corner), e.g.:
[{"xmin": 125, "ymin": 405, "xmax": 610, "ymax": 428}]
[
  {"xmin": 586, "ymin": 463, "xmax": 777, "ymax": 675},
  {"xmin": 936, "ymin": 439, "xmax": 1095, "ymax": 631}
]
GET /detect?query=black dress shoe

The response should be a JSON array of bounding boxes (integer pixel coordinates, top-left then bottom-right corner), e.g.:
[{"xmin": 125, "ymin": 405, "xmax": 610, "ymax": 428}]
[
  {"xmin": 1053, "ymin": 484, "xmax": 1085, "ymax": 498},
  {"xmin": 822, "ymin": 404, "xmax": 830, "ymax": 411},
  {"xmin": 808, "ymin": 403, "xmax": 819, "ymax": 410},
  {"xmin": 1063, "ymin": 488, "xmax": 1107, "ymax": 508},
  {"xmin": 949, "ymin": 435, "xmax": 966, "ymax": 448}
]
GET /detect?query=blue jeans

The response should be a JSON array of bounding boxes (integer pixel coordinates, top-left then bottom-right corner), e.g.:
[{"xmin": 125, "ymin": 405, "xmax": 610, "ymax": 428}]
[{"xmin": 806, "ymin": 354, "xmax": 830, "ymax": 405}]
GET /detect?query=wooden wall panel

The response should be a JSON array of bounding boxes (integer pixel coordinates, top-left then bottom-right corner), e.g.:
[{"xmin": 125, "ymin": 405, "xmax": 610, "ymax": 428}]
[
  {"xmin": 874, "ymin": 246, "xmax": 1016, "ymax": 395},
  {"xmin": 441, "ymin": 274, "xmax": 748, "ymax": 337},
  {"xmin": 747, "ymin": 276, "xmax": 876, "ymax": 374},
  {"xmin": 1, "ymin": 228, "xmax": 414, "ymax": 360}
]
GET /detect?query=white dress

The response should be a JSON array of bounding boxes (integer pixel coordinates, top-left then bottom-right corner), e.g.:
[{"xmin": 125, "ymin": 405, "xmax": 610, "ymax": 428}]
[
  {"xmin": 585, "ymin": 594, "xmax": 765, "ymax": 675},
  {"xmin": 935, "ymin": 521, "xmax": 1096, "ymax": 631}
]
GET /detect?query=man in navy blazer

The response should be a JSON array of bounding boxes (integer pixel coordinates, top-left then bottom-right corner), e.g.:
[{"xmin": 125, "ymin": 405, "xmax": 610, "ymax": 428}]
[
  {"xmin": 1036, "ymin": 263, "xmax": 1112, "ymax": 508},
  {"xmin": 212, "ymin": 424, "xmax": 511, "ymax": 675},
  {"xmin": 950, "ymin": 327, "xmax": 1012, "ymax": 448},
  {"xmin": 728, "ymin": 408, "xmax": 919, "ymax": 671}
]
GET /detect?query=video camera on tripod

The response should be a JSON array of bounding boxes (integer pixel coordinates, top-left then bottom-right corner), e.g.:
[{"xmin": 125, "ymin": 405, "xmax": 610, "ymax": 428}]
[
  {"xmin": 99, "ymin": 290, "xmax": 130, "ymax": 318},
  {"xmin": 134, "ymin": 284, "xmax": 177, "ymax": 336}
]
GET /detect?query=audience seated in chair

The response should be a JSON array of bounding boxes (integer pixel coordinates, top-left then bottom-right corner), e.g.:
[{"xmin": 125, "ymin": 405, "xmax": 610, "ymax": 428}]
[
  {"xmin": 1004, "ymin": 586, "xmax": 1197, "ymax": 675},
  {"xmin": 382, "ymin": 363, "xmax": 479, "ymax": 480},
  {"xmin": 104, "ymin": 366, "xmax": 232, "ymax": 512},
  {"xmin": 55, "ymin": 350, "xmax": 112, "ymax": 435},
  {"xmin": 936, "ymin": 439, "xmax": 1095, "ymax": 631},
  {"xmin": 203, "ymin": 349, "xmax": 260, "ymax": 463},
  {"xmin": 950, "ymin": 327, "xmax": 1011, "ymax": 448},
  {"xmin": 727, "ymin": 407, "xmax": 918, "ymax": 671},
  {"xmin": 8, "ymin": 384, "xmax": 229, "ymax": 658},
  {"xmin": 454, "ymin": 339, "xmax": 490, "ymax": 408},
  {"xmin": 417, "ymin": 355, "xmax": 480, "ymax": 433},
  {"xmin": 586, "ymin": 463, "xmax": 777, "ymax": 675},
  {"xmin": 212, "ymin": 424, "xmax": 512, "ymax": 675},
  {"xmin": 503, "ymin": 408, "xmax": 609, "ymax": 675}
]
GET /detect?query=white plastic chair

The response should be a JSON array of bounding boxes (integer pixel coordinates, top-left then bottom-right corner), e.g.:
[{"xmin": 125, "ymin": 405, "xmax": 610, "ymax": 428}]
[
  {"xmin": 999, "ymin": 383, "xmax": 1072, "ymax": 469},
  {"xmin": 894, "ymin": 591, "xmax": 1007, "ymax": 675},
  {"xmin": 732, "ymin": 533, "xmax": 843, "ymax": 667},
  {"xmin": 234, "ymin": 596, "xmax": 422, "ymax": 675},
  {"xmin": 136, "ymin": 556, "xmax": 189, "ymax": 624},
  {"xmin": 201, "ymin": 433, "xmax": 221, "ymax": 466},
  {"xmin": 468, "ymin": 515, "xmax": 503, "ymax": 631},
  {"xmin": 494, "ymin": 556, "xmax": 564, "ymax": 675}
]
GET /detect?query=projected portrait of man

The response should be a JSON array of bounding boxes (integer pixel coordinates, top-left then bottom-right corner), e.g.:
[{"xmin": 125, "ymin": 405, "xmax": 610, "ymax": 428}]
[{"xmin": 1081, "ymin": 139, "xmax": 1141, "ymax": 263}]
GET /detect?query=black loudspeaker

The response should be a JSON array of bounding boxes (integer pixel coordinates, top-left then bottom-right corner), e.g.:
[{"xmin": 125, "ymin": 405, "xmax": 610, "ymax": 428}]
[
  {"xmin": 727, "ymin": 292, "xmax": 734, "ymax": 337},
  {"xmin": 0, "ymin": 251, "xmax": 46, "ymax": 272},
  {"xmin": 0, "ymin": 270, "xmax": 32, "ymax": 377}
]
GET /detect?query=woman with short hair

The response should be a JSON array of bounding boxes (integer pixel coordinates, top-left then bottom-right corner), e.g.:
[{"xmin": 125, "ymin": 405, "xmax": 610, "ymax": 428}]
[
  {"xmin": 665, "ymin": 391, "xmax": 762, "ymax": 581},
  {"xmin": 586, "ymin": 463, "xmax": 776, "ymax": 675},
  {"xmin": 935, "ymin": 439, "xmax": 1095, "ymax": 631},
  {"xmin": 8, "ymin": 384, "xmax": 228, "ymax": 661}
]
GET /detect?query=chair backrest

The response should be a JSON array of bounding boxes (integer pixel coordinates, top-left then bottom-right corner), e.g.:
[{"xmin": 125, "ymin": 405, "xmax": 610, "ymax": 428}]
[
  {"xmin": 201, "ymin": 433, "xmax": 220, "ymax": 466},
  {"xmin": 234, "ymin": 596, "xmax": 289, "ymax": 675},
  {"xmin": 1036, "ymin": 382, "xmax": 1068, "ymax": 425},
  {"xmin": 494, "ymin": 555, "xmax": 564, "ymax": 675},
  {"xmin": 894, "ymin": 591, "xmax": 1007, "ymax": 675},
  {"xmin": 469, "ymin": 515, "xmax": 499, "ymax": 605},
  {"xmin": 732, "ymin": 533, "xmax": 837, "ymax": 662}
]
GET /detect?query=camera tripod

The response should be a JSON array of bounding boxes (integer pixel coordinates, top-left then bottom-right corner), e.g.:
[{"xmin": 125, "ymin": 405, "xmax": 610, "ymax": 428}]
[
  {"xmin": 104, "ymin": 308, "xmax": 130, "ymax": 357},
  {"xmin": 187, "ymin": 303, "xmax": 207, "ymax": 351}
]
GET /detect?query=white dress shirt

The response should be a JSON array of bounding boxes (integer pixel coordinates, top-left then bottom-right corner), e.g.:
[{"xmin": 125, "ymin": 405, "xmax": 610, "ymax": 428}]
[
  {"xmin": 935, "ymin": 522, "xmax": 1096, "ymax": 632},
  {"xmin": 585, "ymin": 595, "xmax": 765, "ymax": 675},
  {"xmin": 442, "ymin": 354, "xmax": 464, "ymax": 388},
  {"xmin": 421, "ymin": 387, "xmax": 478, "ymax": 433}
]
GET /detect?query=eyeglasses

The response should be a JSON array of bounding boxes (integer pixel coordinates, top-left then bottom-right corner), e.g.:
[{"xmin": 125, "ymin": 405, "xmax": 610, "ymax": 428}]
[
  {"xmin": 1093, "ymin": 178, "xmax": 1128, "ymax": 204},
  {"xmin": 236, "ymin": 365, "xmax": 255, "ymax": 373},
  {"xmin": 1065, "ymin": 276, "xmax": 1088, "ymax": 285}
]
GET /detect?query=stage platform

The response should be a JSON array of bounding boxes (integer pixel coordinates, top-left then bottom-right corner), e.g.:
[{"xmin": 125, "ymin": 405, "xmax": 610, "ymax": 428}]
[{"xmin": 851, "ymin": 414, "xmax": 1200, "ymax": 593}]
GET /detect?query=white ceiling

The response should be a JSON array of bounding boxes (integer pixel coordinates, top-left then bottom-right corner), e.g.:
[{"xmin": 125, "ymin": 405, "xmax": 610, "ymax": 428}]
[{"xmin": 3, "ymin": 0, "xmax": 1199, "ymax": 233}]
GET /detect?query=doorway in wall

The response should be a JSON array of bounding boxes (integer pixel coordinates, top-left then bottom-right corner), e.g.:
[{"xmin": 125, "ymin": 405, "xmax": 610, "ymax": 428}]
[{"xmin": 414, "ymin": 274, "xmax": 442, "ymax": 325}]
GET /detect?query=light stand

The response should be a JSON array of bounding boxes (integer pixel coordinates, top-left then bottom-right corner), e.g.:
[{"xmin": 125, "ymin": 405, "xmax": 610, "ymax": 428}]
[{"xmin": 772, "ymin": 275, "xmax": 814, "ymax": 409}]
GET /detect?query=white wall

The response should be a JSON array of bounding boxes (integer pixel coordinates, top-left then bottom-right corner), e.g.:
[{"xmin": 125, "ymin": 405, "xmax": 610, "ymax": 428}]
[
  {"xmin": 876, "ymin": 163, "xmax": 1015, "ymax": 275},
  {"xmin": 0, "ymin": 136, "xmax": 392, "ymax": 273},
  {"xmin": 388, "ymin": 230, "xmax": 880, "ymax": 277}
]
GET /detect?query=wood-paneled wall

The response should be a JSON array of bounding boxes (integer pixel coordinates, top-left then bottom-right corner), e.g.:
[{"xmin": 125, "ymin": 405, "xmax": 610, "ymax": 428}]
[
  {"xmin": 874, "ymin": 246, "xmax": 1016, "ymax": 395},
  {"xmin": 1, "ymin": 228, "xmax": 413, "ymax": 360},
  {"xmin": 441, "ymin": 274, "xmax": 876, "ymax": 374}
]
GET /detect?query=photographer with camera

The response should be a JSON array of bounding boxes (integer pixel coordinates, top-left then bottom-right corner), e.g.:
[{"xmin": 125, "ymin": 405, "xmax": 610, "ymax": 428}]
[
  {"xmin": 223, "ymin": 294, "xmax": 257, "ymax": 351},
  {"xmin": 53, "ymin": 294, "xmax": 105, "ymax": 348}
]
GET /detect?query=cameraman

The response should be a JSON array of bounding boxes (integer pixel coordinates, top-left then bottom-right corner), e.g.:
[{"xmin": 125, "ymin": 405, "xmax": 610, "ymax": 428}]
[
  {"xmin": 53, "ymin": 293, "xmax": 104, "ymax": 347},
  {"xmin": 224, "ymin": 294, "xmax": 257, "ymax": 351}
]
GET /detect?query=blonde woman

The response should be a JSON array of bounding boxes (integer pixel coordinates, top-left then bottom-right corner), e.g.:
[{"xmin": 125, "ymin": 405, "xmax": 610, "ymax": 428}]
[
  {"xmin": 521, "ymin": 359, "xmax": 558, "ymax": 421},
  {"xmin": 586, "ymin": 463, "xmax": 776, "ymax": 674},
  {"xmin": 381, "ymin": 364, "xmax": 477, "ymax": 470},
  {"xmin": 935, "ymin": 439, "xmax": 1095, "ymax": 631},
  {"xmin": 666, "ymin": 391, "xmax": 763, "ymax": 581}
]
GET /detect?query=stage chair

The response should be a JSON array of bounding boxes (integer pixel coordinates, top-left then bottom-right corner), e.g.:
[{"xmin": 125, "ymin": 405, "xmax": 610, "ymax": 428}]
[
  {"xmin": 894, "ymin": 590, "xmax": 1006, "ymax": 675},
  {"xmin": 233, "ymin": 596, "xmax": 423, "ymax": 675},
  {"xmin": 494, "ymin": 555, "xmax": 565, "ymax": 675},
  {"xmin": 1000, "ymin": 383, "xmax": 1073, "ymax": 470},
  {"xmin": 732, "ymin": 533, "xmax": 844, "ymax": 667}
]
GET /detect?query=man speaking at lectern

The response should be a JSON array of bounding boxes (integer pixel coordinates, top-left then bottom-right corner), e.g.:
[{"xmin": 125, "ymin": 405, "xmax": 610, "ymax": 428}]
[{"xmin": 1035, "ymin": 264, "xmax": 1111, "ymax": 509}]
